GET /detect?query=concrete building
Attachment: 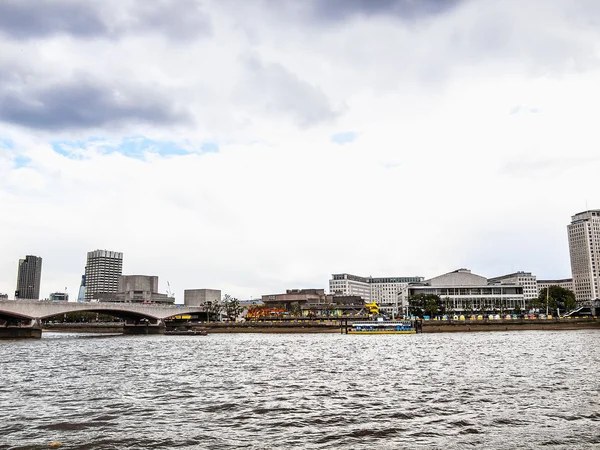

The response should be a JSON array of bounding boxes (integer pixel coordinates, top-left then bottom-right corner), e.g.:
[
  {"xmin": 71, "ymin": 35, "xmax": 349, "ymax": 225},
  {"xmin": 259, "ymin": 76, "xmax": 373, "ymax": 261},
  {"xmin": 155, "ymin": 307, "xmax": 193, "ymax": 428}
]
[
  {"xmin": 488, "ymin": 272, "xmax": 538, "ymax": 301},
  {"xmin": 568, "ymin": 210, "xmax": 600, "ymax": 304},
  {"xmin": 15, "ymin": 255, "xmax": 42, "ymax": 300},
  {"xmin": 184, "ymin": 289, "xmax": 221, "ymax": 307},
  {"xmin": 49, "ymin": 292, "xmax": 69, "ymax": 302},
  {"xmin": 99, "ymin": 275, "xmax": 175, "ymax": 304},
  {"xmin": 400, "ymin": 269, "xmax": 525, "ymax": 315},
  {"xmin": 263, "ymin": 289, "xmax": 328, "ymax": 308},
  {"xmin": 537, "ymin": 278, "xmax": 574, "ymax": 293},
  {"xmin": 84, "ymin": 250, "xmax": 123, "ymax": 301},
  {"xmin": 262, "ymin": 288, "xmax": 365, "ymax": 316},
  {"xmin": 329, "ymin": 274, "xmax": 424, "ymax": 316}
]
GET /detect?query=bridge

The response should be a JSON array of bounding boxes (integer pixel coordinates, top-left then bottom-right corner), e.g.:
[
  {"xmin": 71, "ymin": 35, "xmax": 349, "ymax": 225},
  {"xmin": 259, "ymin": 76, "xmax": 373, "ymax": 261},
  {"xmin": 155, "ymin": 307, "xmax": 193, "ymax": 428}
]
[{"xmin": 0, "ymin": 300, "xmax": 204, "ymax": 338}]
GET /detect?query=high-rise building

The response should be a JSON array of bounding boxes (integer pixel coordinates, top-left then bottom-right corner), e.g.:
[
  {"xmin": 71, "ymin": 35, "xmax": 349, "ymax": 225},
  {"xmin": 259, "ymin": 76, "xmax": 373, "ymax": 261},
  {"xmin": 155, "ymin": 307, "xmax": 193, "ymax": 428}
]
[
  {"xmin": 568, "ymin": 210, "xmax": 600, "ymax": 304},
  {"xmin": 77, "ymin": 275, "xmax": 86, "ymax": 302},
  {"xmin": 15, "ymin": 255, "xmax": 42, "ymax": 300},
  {"xmin": 84, "ymin": 250, "xmax": 123, "ymax": 301},
  {"xmin": 329, "ymin": 273, "xmax": 424, "ymax": 316}
]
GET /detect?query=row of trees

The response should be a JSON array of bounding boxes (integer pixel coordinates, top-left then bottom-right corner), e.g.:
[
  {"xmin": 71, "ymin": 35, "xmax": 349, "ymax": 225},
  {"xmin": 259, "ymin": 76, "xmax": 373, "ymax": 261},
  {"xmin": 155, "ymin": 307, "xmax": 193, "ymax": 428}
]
[
  {"xmin": 202, "ymin": 294, "xmax": 244, "ymax": 322},
  {"xmin": 408, "ymin": 286, "xmax": 576, "ymax": 318}
]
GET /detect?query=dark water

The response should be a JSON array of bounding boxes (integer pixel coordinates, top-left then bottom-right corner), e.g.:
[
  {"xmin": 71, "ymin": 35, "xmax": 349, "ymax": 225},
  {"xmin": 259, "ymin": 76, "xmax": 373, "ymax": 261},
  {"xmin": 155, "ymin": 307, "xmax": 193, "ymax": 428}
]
[{"xmin": 1, "ymin": 331, "xmax": 599, "ymax": 449}]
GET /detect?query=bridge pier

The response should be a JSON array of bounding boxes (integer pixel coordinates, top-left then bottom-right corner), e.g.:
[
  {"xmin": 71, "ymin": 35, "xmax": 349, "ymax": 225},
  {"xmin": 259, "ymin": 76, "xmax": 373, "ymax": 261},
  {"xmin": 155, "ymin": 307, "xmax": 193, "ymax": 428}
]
[
  {"xmin": 0, "ymin": 318, "xmax": 42, "ymax": 339},
  {"xmin": 123, "ymin": 318, "xmax": 166, "ymax": 335}
]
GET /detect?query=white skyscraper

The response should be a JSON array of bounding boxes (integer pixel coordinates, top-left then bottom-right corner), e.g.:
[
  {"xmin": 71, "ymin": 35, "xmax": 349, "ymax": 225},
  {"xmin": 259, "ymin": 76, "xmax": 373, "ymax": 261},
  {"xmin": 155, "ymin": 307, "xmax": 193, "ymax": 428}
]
[
  {"xmin": 84, "ymin": 249, "xmax": 123, "ymax": 301},
  {"xmin": 567, "ymin": 210, "xmax": 600, "ymax": 304}
]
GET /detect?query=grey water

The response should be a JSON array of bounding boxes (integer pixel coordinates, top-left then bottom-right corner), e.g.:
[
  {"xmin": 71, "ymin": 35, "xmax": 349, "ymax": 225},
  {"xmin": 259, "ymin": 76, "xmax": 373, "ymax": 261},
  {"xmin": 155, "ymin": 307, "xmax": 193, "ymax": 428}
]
[{"xmin": 0, "ymin": 331, "xmax": 599, "ymax": 450}]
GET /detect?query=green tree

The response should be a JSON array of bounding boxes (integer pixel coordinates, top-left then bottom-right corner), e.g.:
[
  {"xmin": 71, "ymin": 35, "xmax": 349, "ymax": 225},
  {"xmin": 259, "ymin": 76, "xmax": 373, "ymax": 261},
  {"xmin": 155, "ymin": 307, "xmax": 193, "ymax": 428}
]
[
  {"xmin": 204, "ymin": 299, "xmax": 223, "ymax": 322},
  {"xmin": 513, "ymin": 302, "xmax": 522, "ymax": 316},
  {"xmin": 537, "ymin": 286, "xmax": 576, "ymax": 316},
  {"xmin": 223, "ymin": 294, "xmax": 244, "ymax": 321},
  {"xmin": 290, "ymin": 302, "xmax": 302, "ymax": 317},
  {"xmin": 463, "ymin": 300, "xmax": 474, "ymax": 317},
  {"xmin": 409, "ymin": 294, "xmax": 442, "ymax": 318}
]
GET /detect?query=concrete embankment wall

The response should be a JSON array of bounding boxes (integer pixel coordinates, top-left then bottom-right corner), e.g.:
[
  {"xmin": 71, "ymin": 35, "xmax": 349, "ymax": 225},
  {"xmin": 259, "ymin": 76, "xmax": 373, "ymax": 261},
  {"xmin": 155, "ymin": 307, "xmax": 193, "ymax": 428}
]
[
  {"xmin": 422, "ymin": 319, "xmax": 600, "ymax": 333},
  {"xmin": 43, "ymin": 323, "xmax": 123, "ymax": 333},
  {"xmin": 41, "ymin": 319, "xmax": 600, "ymax": 334}
]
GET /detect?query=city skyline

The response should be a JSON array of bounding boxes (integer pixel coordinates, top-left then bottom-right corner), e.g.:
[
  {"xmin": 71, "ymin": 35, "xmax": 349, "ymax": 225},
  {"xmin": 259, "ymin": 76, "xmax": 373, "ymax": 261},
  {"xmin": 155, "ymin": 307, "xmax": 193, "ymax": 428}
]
[
  {"xmin": 2, "ymin": 1, "xmax": 599, "ymax": 301},
  {"xmin": 0, "ymin": 232, "xmax": 578, "ymax": 302}
]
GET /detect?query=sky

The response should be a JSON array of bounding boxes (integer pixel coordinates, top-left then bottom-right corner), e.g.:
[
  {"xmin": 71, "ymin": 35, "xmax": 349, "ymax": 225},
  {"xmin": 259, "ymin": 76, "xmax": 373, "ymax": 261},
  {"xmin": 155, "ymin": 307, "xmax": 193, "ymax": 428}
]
[{"xmin": 1, "ymin": 0, "xmax": 600, "ymax": 301}]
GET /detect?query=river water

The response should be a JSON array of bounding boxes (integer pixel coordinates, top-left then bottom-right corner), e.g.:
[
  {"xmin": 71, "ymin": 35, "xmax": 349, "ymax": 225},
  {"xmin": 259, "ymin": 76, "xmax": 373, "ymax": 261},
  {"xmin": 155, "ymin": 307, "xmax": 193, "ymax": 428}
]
[{"xmin": 1, "ymin": 330, "xmax": 599, "ymax": 449}]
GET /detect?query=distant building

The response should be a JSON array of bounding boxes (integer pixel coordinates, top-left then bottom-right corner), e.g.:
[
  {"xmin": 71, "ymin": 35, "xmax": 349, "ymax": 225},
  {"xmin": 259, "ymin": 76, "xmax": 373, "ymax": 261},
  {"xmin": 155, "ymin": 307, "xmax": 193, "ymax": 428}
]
[
  {"xmin": 49, "ymin": 292, "xmax": 69, "ymax": 302},
  {"xmin": 262, "ymin": 288, "xmax": 365, "ymax": 316},
  {"xmin": 263, "ymin": 289, "xmax": 328, "ymax": 308},
  {"xmin": 184, "ymin": 289, "xmax": 221, "ymax": 307},
  {"xmin": 98, "ymin": 275, "xmax": 174, "ymax": 304},
  {"xmin": 567, "ymin": 210, "xmax": 600, "ymax": 304},
  {"xmin": 400, "ymin": 269, "xmax": 525, "ymax": 315},
  {"xmin": 15, "ymin": 255, "xmax": 42, "ymax": 300},
  {"xmin": 488, "ymin": 272, "xmax": 538, "ymax": 301},
  {"xmin": 329, "ymin": 274, "xmax": 424, "ymax": 316},
  {"xmin": 537, "ymin": 278, "xmax": 574, "ymax": 293},
  {"xmin": 77, "ymin": 275, "xmax": 86, "ymax": 302},
  {"xmin": 84, "ymin": 250, "xmax": 123, "ymax": 301}
]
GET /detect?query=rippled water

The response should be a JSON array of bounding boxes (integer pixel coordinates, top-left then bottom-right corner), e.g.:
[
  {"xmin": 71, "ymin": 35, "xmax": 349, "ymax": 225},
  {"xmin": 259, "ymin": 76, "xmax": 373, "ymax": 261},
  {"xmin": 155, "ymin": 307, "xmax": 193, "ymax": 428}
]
[{"xmin": 1, "ymin": 330, "xmax": 599, "ymax": 449}]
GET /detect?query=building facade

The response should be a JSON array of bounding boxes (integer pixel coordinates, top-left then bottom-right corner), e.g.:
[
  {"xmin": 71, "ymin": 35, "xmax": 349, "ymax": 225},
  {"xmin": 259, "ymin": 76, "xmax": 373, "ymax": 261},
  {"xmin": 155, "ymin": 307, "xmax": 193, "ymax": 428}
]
[
  {"xmin": 77, "ymin": 275, "xmax": 86, "ymax": 302},
  {"xmin": 15, "ymin": 255, "xmax": 42, "ymax": 300},
  {"xmin": 98, "ymin": 275, "xmax": 174, "ymax": 304},
  {"xmin": 84, "ymin": 250, "xmax": 123, "ymax": 301},
  {"xmin": 567, "ymin": 210, "xmax": 600, "ymax": 304},
  {"xmin": 49, "ymin": 292, "xmax": 69, "ymax": 302},
  {"xmin": 488, "ymin": 272, "xmax": 538, "ymax": 301},
  {"xmin": 537, "ymin": 278, "xmax": 574, "ymax": 293},
  {"xmin": 400, "ymin": 269, "xmax": 526, "ymax": 315},
  {"xmin": 184, "ymin": 289, "xmax": 222, "ymax": 307},
  {"xmin": 262, "ymin": 288, "xmax": 365, "ymax": 316},
  {"xmin": 329, "ymin": 274, "xmax": 424, "ymax": 316}
]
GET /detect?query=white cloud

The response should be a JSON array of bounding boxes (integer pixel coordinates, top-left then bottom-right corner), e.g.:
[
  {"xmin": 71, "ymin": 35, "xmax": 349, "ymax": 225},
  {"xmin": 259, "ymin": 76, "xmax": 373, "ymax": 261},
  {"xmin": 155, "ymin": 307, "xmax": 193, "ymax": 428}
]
[{"xmin": 1, "ymin": 0, "xmax": 599, "ymax": 300}]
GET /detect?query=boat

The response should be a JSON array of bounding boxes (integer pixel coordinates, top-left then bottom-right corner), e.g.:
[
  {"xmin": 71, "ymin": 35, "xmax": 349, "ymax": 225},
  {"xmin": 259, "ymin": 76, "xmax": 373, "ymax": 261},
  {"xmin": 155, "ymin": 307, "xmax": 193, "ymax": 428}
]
[
  {"xmin": 164, "ymin": 329, "xmax": 208, "ymax": 336},
  {"xmin": 348, "ymin": 319, "xmax": 416, "ymax": 334}
]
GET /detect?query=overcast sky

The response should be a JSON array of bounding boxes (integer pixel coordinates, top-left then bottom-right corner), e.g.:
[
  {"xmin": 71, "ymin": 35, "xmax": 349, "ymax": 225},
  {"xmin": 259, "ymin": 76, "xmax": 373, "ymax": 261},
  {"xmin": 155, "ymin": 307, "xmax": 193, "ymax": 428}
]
[{"xmin": 1, "ymin": 0, "xmax": 599, "ymax": 301}]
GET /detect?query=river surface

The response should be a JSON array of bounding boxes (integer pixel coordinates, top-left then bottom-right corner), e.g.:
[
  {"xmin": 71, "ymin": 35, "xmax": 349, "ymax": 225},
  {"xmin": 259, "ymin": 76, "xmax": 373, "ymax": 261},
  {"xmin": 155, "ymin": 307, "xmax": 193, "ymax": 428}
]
[{"xmin": 1, "ymin": 330, "xmax": 599, "ymax": 449}]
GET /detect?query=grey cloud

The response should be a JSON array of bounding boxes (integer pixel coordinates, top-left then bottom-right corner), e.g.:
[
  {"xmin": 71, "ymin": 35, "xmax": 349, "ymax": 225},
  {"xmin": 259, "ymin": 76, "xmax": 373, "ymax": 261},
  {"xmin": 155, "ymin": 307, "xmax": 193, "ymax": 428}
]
[
  {"xmin": 0, "ymin": 0, "xmax": 211, "ymax": 40},
  {"xmin": 273, "ymin": 0, "xmax": 463, "ymax": 22},
  {"xmin": 238, "ymin": 56, "xmax": 341, "ymax": 127},
  {"xmin": 0, "ymin": 74, "xmax": 191, "ymax": 131}
]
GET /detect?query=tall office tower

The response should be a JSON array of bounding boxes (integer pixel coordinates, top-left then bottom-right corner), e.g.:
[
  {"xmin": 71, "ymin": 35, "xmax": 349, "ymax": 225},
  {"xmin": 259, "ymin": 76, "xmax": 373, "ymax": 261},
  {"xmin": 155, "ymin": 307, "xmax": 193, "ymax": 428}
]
[
  {"xmin": 84, "ymin": 250, "xmax": 123, "ymax": 301},
  {"xmin": 568, "ymin": 210, "xmax": 600, "ymax": 304},
  {"xmin": 15, "ymin": 255, "xmax": 42, "ymax": 300},
  {"xmin": 77, "ymin": 275, "xmax": 86, "ymax": 302}
]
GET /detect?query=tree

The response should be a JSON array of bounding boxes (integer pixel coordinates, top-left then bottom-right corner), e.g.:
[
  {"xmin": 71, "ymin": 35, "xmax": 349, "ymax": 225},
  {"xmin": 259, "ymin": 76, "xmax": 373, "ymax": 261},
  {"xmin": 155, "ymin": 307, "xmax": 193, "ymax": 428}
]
[
  {"xmin": 290, "ymin": 302, "xmax": 302, "ymax": 317},
  {"xmin": 223, "ymin": 294, "xmax": 244, "ymax": 321},
  {"xmin": 409, "ymin": 294, "xmax": 442, "ymax": 318},
  {"xmin": 513, "ymin": 302, "xmax": 522, "ymax": 316},
  {"xmin": 203, "ymin": 299, "xmax": 223, "ymax": 322},
  {"xmin": 463, "ymin": 300, "xmax": 474, "ymax": 317},
  {"xmin": 537, "ymin": 286, "xmax": 576, "ymax": 316}
]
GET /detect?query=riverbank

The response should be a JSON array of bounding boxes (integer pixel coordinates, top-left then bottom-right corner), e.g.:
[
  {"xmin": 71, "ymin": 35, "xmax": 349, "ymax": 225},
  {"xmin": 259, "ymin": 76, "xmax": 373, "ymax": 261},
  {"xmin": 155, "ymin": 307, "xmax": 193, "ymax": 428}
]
[
  {"xmin": 421, "ymin": 318, "xmax": 600, "ymax": 333},
  {"xmin": 41, "ymin": 318, "xmax": 600, "ymax": 334}
]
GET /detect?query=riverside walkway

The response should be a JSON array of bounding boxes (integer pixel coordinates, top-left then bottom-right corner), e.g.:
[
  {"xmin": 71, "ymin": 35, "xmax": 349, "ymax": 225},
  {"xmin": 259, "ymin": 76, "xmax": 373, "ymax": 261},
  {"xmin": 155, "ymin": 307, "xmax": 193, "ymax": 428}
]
[{"xmin": 0, "ymin": 299, "xmax": 203, "ymax": 338}]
